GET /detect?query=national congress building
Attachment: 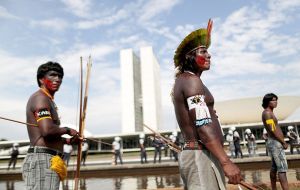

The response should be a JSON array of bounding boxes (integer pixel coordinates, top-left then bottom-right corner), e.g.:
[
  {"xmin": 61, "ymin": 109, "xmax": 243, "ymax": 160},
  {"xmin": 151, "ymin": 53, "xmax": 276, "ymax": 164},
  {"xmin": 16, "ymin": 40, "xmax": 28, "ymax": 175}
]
[{"xmin": 120, "ymin": 46, "xmax": 162, "ymax": 134}]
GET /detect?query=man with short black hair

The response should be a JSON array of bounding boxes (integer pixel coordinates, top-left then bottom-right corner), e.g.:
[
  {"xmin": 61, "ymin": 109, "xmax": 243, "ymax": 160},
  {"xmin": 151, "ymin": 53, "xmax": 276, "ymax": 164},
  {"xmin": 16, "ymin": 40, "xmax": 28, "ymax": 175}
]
[
  {"xmin": 262, "ymin": 93, "xmax": 289, "ymax": 190},
  {"xmin": 22, "ymin": 61, "xmax": 81, "ymax": 190}
]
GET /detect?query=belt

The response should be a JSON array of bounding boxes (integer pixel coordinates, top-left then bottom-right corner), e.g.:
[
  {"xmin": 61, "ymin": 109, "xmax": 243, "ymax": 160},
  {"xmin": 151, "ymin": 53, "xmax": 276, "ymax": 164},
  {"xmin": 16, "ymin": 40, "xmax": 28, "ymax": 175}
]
[
  {"xmin": 28, "ymin": 147, "xmax": 63, "ymax": 157},
  {"xmin": 183, "ymin": 140, "xmax": 206, "ymax": 150}
]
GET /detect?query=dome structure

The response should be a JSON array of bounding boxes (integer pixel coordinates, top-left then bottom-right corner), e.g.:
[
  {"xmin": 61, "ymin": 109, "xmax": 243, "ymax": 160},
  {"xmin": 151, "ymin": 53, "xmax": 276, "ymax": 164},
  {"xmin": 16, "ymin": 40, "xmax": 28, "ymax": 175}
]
[{"xmin": 214, "ymin": 96, "xmax": 300, "ymax": 125}]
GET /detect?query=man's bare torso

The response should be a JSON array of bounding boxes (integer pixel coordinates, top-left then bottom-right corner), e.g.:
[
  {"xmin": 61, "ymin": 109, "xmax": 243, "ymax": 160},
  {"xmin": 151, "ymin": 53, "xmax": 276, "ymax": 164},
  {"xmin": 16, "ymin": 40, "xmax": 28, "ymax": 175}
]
[
  {"xmin": 26, "ymin": 90, "xmax": 63, "ymax": 151},
  {"xmin": 262, "ymin": 110, "xmax": 285, "ymax": 140},
  {"xmin": 173, "ymin": 73, "xmax": 223, "ymax": 143}
]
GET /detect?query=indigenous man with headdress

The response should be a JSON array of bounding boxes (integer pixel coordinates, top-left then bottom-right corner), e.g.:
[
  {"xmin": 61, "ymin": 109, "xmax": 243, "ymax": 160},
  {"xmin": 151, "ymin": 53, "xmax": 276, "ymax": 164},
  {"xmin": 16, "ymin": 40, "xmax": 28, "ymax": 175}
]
[
  {"xmin": 22, "ymin": 62, "xmax": 81, "ymax": 190},
  {"xmin": 172, "ymin": 19, "xmax": 242, "ymax": 189}
]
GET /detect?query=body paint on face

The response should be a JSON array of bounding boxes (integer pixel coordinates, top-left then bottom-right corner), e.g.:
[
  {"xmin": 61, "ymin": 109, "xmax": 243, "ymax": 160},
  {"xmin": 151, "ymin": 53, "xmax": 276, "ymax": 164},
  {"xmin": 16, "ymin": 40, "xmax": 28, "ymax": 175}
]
[
  {"xmin": 195, "ymin": 55, "xmax": 206, "ymax": 66},
  {"xmin": 43, "ymin": 78, "xmax": 57, "ymax": 91}
]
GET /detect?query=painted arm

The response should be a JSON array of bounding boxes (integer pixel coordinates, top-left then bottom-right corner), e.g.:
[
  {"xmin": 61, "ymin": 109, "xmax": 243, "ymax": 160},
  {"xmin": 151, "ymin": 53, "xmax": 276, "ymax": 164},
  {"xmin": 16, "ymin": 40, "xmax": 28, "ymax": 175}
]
[
  {"xmin": 33, "ymin": 95, "xmax": 79, "ymax": 140},
  {"xmin": 184, "ymin": 78, "xmax": 242, "ymax": 184},
  {"xmin": 263, "ymin": 112, "xmax": 287, "ymax": 149}
]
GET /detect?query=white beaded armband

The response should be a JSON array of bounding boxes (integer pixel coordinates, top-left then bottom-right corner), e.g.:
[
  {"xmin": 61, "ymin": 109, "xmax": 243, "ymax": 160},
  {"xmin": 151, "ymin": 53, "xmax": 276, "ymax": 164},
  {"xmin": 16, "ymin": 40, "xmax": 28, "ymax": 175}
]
[{"xmin": 187, "ymin": 95, "xmax": 212, "ymax": 128}]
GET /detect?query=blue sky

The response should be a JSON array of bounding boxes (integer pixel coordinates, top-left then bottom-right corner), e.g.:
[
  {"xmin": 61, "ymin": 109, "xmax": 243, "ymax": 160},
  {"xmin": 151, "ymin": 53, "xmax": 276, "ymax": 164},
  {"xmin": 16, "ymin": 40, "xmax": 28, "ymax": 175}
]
[{"xmin": 1, "ymin": 0, "xmax": 300, "ymax": 140}]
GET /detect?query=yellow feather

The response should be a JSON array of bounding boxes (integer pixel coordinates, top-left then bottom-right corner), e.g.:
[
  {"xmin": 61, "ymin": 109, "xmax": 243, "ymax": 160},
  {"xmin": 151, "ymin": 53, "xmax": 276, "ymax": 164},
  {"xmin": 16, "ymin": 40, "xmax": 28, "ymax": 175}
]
[{"xmin": 50, "ymin": 155, "xmax": 67, "ymax": 181}]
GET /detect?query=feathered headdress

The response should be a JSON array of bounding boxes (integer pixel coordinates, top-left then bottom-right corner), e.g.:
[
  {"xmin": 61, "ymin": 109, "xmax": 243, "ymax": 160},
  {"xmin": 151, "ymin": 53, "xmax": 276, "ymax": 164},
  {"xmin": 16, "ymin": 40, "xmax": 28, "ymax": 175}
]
[{"xmin": 173, "ymin": 19, "xmax": 213, "ymax": 68}]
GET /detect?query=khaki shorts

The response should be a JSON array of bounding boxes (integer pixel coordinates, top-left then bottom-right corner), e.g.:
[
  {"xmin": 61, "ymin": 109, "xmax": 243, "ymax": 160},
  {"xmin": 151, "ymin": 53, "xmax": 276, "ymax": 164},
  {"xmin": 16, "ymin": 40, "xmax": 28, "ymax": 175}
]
[{"xmin": 178, "ymin": 149, "xmax": 226, "ymax": 190}]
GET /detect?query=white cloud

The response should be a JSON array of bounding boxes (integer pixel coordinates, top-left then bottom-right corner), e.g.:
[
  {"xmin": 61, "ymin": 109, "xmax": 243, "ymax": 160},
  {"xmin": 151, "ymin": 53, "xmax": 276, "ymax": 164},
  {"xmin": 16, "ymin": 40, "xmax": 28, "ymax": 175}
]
[
  {"xmin": 268, "ymin": 0, "xmax": 300, "ymax": 12},
  {"xmin": 0, "ymin": 98, "xmax": 29, "ymax": 140},
  {"xmin": 209, "ymin": 1, "xmax": 300, "ymax": 81},
  {"xmin": 75, "ymin": 0, "xmax": 144, "ymax": 30},
  {"xmin": 211, "ymin": 52, "xmax": 279, "ymax": 77},
  {"xmin": 30, "ymin": 18, "xmax": 69, "ymax": 31},
  {"xmin": 0, "ymin": 6, "xmax": 20, "ymax": 20},
  {"xmin": 0, "ymin": 51, "xmax": 45, "ymax": 89},
  {"xmin": 76, "ymin": 0, "xmax": 181, "ymax": 30},
  {"xmin": 138, "ymin": 0, "xmax": 181, "ymax": 22},
  {"xmin": 262, "ymin": 33, "xmax": 300, "ymax": 56},
  {"xmin": 76, "ymin": 9, "xmax": 128, "ymax": 29},
  {"xmin": 55, "ymin": 43, "xmax": 116, "ymax": 78},
  {"xmin": 61, "ymin": 0, "xmax": 92, "ymax": 18},
  {"xmin": 282, "ymin": 60, "xmax": 300, "ymax": 75},
  {"xmin": 85, "ymin": 95, "xmax": 122, "ymax": 134},
  {"xmin": 147, "ymin": 24, "xmax": 178, "ymax": 42}
]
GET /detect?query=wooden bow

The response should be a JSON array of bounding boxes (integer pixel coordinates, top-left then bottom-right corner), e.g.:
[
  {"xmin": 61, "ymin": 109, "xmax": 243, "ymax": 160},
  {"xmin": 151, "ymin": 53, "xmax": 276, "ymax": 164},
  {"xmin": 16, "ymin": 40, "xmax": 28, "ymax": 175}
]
[
  {"xmin": 74, "ymin": 56, "xmax": 92, "ymax": 190},
  {"xmin": 143, "ymin": 124, "xmax": 181, "ymax": 153}
]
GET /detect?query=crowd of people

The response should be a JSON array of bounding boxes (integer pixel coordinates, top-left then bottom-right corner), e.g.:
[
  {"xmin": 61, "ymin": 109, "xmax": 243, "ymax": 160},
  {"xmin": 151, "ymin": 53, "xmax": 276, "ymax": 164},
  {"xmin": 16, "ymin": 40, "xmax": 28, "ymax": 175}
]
[{"xmin": 224, "ymin": 125, "xmax": 300, "ymax": 159}]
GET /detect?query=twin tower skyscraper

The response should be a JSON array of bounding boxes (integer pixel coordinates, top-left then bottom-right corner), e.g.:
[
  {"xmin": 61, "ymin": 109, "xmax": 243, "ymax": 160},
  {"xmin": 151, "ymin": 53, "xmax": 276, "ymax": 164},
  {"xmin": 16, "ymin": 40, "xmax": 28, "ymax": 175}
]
[{"xmin": 120, "ymin": 46, "xmax": 162, "ymax": 134}]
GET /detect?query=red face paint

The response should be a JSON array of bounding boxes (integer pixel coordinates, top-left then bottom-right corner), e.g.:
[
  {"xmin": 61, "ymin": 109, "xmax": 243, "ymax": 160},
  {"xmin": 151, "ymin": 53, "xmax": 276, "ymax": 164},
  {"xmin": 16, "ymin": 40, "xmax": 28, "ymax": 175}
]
[
  {"xmin": 195, "ymin": 55, "xmax": 206, "ymax": 66},
  {"xmin": 43, "ymin": 78, "xmax": 59, "ymax": 91},
  {"xmin": 41, "ymin": 71, "xmax": 62, "ymax": 92}
]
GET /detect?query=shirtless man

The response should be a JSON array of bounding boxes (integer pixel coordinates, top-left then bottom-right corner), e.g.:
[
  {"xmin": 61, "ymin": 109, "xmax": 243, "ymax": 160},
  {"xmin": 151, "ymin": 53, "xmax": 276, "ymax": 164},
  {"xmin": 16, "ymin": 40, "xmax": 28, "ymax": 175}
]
[
  {"xmin": 262, "ymin": 93, "xmax": 289, "ymax": 190},
  {"xmin": 22, "ymin": 62, "xmax": 80, "ymax": 190},
  {"xmin": 172, "ymin": 19, "xmax": 242, "ymax": 189}
]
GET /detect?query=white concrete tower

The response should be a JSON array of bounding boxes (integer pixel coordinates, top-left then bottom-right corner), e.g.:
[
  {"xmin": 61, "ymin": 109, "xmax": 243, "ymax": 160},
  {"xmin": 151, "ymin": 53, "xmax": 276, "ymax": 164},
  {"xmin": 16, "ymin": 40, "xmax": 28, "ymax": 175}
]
[
  {"xmin": 140, "ymin": 46, "xmax": 162, "ymax": 132},
  {"xmin": 120, "ymin": 49, "xmax": 143, "ymax": 133}
]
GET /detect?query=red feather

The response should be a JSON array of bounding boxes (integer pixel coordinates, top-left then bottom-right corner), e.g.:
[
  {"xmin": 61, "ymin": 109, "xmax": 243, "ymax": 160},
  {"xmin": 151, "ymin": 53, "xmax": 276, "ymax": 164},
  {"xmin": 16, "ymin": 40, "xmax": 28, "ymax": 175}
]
[{"xmin": 206, "ymin": 19, "xmax": 213, "ymax": 47}]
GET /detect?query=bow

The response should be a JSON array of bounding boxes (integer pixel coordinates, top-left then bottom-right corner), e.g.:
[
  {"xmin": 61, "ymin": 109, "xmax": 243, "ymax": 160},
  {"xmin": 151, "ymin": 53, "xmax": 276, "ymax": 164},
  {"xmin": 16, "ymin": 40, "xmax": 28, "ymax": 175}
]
[
  {"xmin": 74, "ymin": 56, "xmax": 92, "ymax": 190},
  {"xmin": 143, "ymin": 124, "xmax": 181, "ymax": 153}
]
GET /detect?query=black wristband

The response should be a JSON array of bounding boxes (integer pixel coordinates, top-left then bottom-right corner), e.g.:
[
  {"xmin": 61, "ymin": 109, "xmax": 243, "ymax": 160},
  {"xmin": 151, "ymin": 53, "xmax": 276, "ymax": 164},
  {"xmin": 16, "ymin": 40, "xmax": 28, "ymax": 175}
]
[{"xmin": 64, "ymin": 127, "xmax": 71, "ymax": 135}]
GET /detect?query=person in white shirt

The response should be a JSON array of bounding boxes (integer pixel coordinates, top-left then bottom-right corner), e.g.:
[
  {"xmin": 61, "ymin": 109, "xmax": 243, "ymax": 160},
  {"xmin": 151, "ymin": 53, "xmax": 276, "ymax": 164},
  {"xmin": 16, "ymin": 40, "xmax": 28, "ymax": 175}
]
[
  {"xmin": 139, "ymin": 133, "xmax": 148, "ymax": 164},
  {"xmin": 245, "ymin": 129, "xmax": 256, "ymax": 157},
  {"xmin": 81, "ymin": 141, "xmax": 89, "ymax": 166},
  {"xmin": 63, "ymin": 144, "xmax": 73, "ymax": 166},
  {"xmin": 113, "ymin": 137, "xmax": 123, "ymax": 165},
  {"xmin": 287, "ymin": 126, "xmax": 300, "ymax": 154},
  {"xmin": 170, "ymin": 134, "xmax": 178, "ymax": 161},
  {"xmin": 226, "ymin": 130, "xmax": 235, "ymax": 158}
]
